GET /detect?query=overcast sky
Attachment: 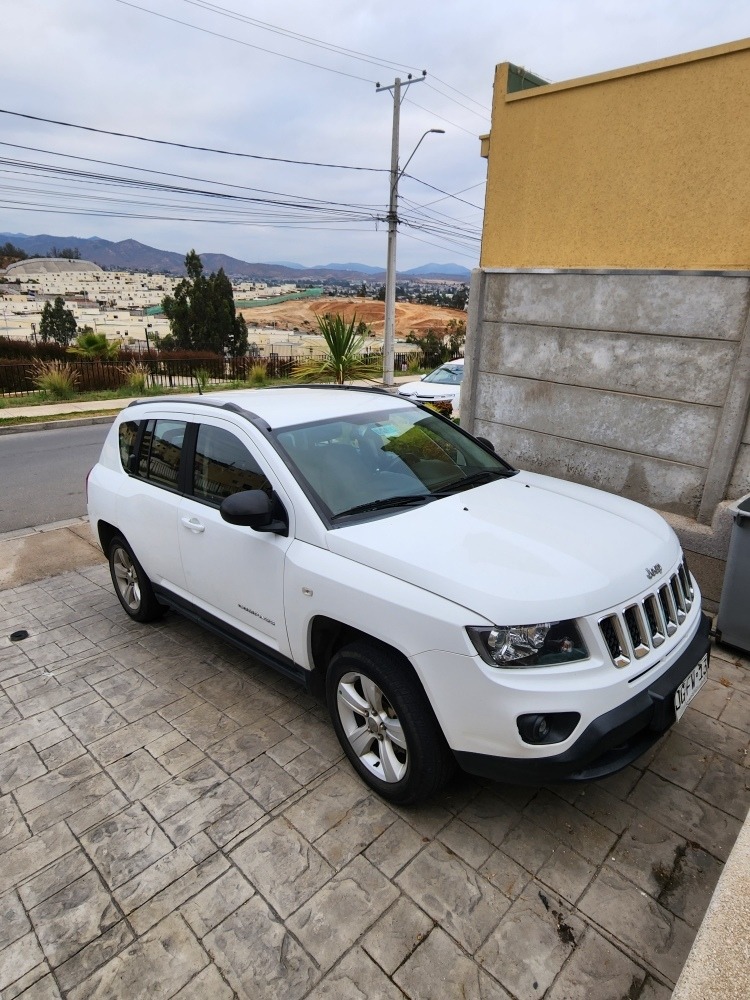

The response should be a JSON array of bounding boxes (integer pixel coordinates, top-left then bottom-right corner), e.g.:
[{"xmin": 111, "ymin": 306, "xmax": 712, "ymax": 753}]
[{"xmin": 1, "ymin": 0, "xmax": 748, "ymax": 270}]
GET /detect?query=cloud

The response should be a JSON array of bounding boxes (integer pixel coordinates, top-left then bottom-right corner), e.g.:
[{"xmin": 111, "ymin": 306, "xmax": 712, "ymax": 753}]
[{"xmin": 1, "ymin": 0, "xmax": 747, "ymax": 269}]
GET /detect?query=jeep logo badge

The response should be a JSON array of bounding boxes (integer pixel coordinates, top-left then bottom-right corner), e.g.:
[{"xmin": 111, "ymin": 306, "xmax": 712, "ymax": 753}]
[{"xmin": 646, "ymin": 564, "xmax": 662, "ymax": 580}]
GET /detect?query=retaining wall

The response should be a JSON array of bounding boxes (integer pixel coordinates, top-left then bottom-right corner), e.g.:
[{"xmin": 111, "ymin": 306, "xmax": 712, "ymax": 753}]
[{"xmin": 463, "ymin": 268, "xmax": 750, "ymax": 606}]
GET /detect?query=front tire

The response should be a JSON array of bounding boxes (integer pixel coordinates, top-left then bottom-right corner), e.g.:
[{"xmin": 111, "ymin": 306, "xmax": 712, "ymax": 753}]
[
  {"xmin": 326, "ymin": 641, "xmax": 455, "ymax": 804},
  {"xmin": 108, "ymin": 536, "xmax": 165, "ymax": 623}
]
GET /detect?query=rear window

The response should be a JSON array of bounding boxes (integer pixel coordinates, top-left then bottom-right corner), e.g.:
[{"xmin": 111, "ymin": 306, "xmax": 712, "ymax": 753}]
[
  {"xmin": 138, "ymin": 419, "xmax": 186, "ymax": 488},
  {"xmin": 118, "ymin": 421, "xmax": 139, "ymax": 472}
]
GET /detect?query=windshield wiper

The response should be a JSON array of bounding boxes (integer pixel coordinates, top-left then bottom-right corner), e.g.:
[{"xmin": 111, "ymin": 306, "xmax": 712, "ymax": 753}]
[
  {"xmin": 432, "ymin": 469, "xmax": 512, "ymax": 496},
  {"xmin": 333, "ymin": 494, "xmax": 433, "ymax": 519}
]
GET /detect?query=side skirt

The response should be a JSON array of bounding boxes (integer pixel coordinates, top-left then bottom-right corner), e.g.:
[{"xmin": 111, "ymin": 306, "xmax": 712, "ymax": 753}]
[{"xmin": 153, "ymin": 585, "xmax": 312, "ymax": 692}]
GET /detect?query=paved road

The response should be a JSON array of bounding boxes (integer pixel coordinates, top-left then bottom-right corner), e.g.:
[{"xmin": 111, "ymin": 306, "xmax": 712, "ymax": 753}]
[{"xmin": 0, "ymin": 422, "xmax": 110, "ymax": 532}]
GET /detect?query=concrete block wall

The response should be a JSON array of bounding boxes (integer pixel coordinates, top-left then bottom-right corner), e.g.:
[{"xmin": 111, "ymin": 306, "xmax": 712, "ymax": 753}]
[{"xmin": 463, "ymin": 269, "xmax": 750, "ymax": 607}]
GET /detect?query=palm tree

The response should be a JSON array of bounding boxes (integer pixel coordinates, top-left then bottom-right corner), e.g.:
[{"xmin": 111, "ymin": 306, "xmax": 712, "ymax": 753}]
[
  {"xmin": 67, "ymin": 329, "xmax": 120, "ymax": 359},
  {"xmin": 292, "ymin": 313, "xmax": 381, "ymax": 384}
]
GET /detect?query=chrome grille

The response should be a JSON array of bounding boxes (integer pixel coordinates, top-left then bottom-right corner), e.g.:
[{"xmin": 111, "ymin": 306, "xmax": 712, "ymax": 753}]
[{"xmin": 599, "ymin": 560, "xmax": 693, "ymax": 668}]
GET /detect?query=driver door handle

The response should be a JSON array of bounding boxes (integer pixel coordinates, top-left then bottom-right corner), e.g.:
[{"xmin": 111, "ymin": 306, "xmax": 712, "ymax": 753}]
[{"xmin": 181, "ymin": 517, "xmax": 205, "ymax": 533}]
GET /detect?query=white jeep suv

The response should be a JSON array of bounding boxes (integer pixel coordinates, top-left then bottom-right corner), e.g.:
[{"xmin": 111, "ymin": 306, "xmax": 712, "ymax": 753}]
[{"xmin": 87, "ymin": 387, "xmax": 710, "ymax": 803}]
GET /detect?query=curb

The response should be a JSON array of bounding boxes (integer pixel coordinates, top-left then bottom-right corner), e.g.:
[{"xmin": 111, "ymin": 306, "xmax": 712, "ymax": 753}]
[
  {"xmin": 672, "ymin": 806, "xmax": 750, "ymax": 1000},
  {"xmin": 0, "ymin": 516, "xmax": 91, "ymax": 543},
  {"xmin": 0, "ymin": 414, "xmax": 119, "ymax": 436}
]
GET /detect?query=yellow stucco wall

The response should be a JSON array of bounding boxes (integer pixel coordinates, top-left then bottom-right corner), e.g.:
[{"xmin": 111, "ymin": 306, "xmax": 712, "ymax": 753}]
[{"xmin": 480, "ymin": 39, "xmax": 750, "ymax": 269}]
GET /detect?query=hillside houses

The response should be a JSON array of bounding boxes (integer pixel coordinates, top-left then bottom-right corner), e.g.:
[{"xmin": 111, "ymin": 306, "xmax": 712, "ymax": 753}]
[{"xmin": 0, "ymin": 258, "xmax": 296, "ymax": 344}]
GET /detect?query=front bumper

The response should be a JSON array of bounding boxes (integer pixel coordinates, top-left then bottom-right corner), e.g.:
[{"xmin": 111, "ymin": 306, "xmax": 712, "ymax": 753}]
[{"xmin": 454, "ymin": 611, "xmax": 712, "ymax": 784}]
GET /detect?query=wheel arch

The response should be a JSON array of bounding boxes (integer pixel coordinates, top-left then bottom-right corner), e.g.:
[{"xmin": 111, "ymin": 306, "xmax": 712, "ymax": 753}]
[
  {"xmin": 96, "ymin": 519, "xmax": 121, "ymax": 556},
  {"xmin": 308, "ymin": 615, "xmax": 428, "ymax": 703}
]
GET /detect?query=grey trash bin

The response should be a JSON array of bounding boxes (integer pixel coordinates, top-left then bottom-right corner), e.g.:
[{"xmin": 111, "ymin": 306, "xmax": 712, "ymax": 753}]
[{"xmin": 716, "ymin": 493, "xmax": 750, "ymax": 653}]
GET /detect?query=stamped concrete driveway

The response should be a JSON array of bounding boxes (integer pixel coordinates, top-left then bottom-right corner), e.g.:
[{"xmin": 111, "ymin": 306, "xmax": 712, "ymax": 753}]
[{"xmin": 1, "ymin": 564, "xmax": 748, "ymax": 999}]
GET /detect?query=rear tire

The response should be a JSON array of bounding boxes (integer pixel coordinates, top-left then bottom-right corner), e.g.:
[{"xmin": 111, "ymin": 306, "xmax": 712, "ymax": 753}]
[
  {"xmin": 326, "ymin": 640, "xmax": 455, "ymax": 804},
  {"xmin": 108, "ymin": 535, "xmax": 165, "ymax": 623}
]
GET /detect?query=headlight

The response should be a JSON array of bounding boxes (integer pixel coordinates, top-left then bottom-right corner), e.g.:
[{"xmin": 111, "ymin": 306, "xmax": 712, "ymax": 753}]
[{"xmin": 467, "ymin": 620, "xmax": 588, "ymax": 668}]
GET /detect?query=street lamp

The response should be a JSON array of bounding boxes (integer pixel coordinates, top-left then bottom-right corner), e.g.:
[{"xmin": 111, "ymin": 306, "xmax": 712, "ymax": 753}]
[{"xmin": 382, "ymin": 127, "xmax": 444, "ymax": 387}]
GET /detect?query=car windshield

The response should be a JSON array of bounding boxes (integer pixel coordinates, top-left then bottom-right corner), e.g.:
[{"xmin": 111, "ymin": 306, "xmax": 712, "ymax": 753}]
[
  {"xmin": 274, "ymin": 406, "xmax": 514, "ymax": 520},
  {"xmin": 422, "ymin": 363, "xmax": 463, "ymax": 385}
]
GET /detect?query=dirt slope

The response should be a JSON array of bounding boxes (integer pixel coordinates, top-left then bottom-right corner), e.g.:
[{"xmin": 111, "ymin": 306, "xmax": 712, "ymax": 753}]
[{"xmin": 240, "ymin": 296, "xmax": 465, "ymax": 337}]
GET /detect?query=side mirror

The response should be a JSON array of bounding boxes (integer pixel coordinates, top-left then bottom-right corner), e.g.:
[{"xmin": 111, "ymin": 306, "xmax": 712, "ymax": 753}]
[
  {"xmin": 220, "ymin": 490, "xmax": 288, "ymax": 535},
  {"xmin": 476, "ymin": 436, "xmax": 496, "ymax": 453}
]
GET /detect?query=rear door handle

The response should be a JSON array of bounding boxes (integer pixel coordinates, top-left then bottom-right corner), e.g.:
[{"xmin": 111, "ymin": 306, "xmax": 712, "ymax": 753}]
[{"xmin": 180, "ymin": 517, "xmax": 205, "ymax": 533}]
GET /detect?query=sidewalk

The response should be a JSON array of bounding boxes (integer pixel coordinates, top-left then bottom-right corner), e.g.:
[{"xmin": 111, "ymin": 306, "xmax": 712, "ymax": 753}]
[
  {"xmin": 0, "ymin": 398, "xmax": 141, "ymax": 420},
  {"xmin": 0, "ymin": 379, "xmax": 417, "ymax": 433},
  {"xmin": 0, "ymin": 397, "xmax": 140, "ymax": 435},
  {"xmin": 0, "ymin": 521, "xmax": 748, "ymax": 998}
]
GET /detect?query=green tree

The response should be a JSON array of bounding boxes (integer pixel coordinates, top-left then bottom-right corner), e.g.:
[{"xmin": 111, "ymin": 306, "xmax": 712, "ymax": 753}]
[
  {"xmin": 293, "ymin": 313, "xmax": 381, "ymax": 384},
  {"xmin": 39, "ymin": 296, "xmax": 77, "ymax": 346},
  {"xmin": 451, "ymin": 286, "xmax": 468, "ymax": 310},
  {"xmin": 67, "ymin": 329, "xmax": 120, "ymax": 359},
  {"xmin": 161, "ymin": 250, "xmax": 248, "ymax": 355},
  {"xmin": 446, "ymin": 318, "xmax": 466, "ymax": 357},
  {"xmin": 50, "ymin": 246, "xmax": 81, "ymax": 260},
  {"xmin": 0, "ymin": 242, "xmax": 27, "ymax": 261},
  {"xmin": 406, "ymin": 330, "xmax": 448, "ymax": 368}
]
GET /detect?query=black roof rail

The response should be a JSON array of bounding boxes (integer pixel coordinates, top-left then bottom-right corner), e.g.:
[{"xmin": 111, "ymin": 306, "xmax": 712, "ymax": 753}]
[
  {"xmin": 123, "ymin": 383, "xmax": 397, "ymax": 435},
  {"xmin": 272, "ymin": 382, "xmax": 392, "ymax": 396},
  {"xmin": 125, "ymin": 394, "xmax": 270, "ymax": 430}
]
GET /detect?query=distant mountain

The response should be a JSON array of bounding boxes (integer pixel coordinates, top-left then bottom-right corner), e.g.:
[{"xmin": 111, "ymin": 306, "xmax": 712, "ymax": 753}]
[
  {"xmin": 0, "ymin": 233, "xmax": 470, "ymax": 281},
  {"xmin": 403, "ymin": 262, "xmax": 472, "ymax": 277},
  {"xmin": 317, "ymin": 262, "xmax": 383, "ymax": 274}
]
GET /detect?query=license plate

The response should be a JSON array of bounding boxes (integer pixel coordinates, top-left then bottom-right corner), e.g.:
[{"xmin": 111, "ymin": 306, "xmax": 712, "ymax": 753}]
[{"xmin": 674, "ymin": 654, "xmax": 709, "ymax": 722}]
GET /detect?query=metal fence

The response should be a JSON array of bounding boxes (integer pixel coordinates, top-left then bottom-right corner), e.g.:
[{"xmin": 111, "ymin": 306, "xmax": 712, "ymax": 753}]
[{"xmin": 0, "ymin": 352, "xmax": 420, "ymax": 398}]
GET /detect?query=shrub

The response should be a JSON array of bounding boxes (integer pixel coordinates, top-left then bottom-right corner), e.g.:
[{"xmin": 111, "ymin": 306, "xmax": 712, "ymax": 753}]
[
  {"xmin": 425, "ymin": 400, "xmax": 453, "ymax": 418},
  {"xmin": 29, "ymin": 360, "xmax": 79, "ymax": 400},
  {"xmin": 193, "ymin": 367, "xmax": 212, "ymax": 391},
  {"xmin": 0, "ymin": 337, "xmax": 66, "ymax": 361},
  {"xmin": 119, "ymin": 360, "xmax": 150, "ymax": 394},
  {"xmin": 247, "ymin": 363, "xmax": 268, "ymax": 386},
  {"xmin": 407, "ymin": 357, "xmax": 422, "ymax": 374}
]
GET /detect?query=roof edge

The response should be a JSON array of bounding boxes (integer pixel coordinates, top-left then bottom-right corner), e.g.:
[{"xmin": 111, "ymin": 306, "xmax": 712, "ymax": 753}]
[{"xmin": 505, "ymin": 35, "xmax": 750, "ymax": 103}]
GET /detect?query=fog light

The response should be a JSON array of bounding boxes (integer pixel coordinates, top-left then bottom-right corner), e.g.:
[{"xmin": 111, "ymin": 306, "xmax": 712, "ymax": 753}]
[
  {"xmin": 518, "ymin": 714, "xmax": 550, "ymax": 744},
  {"xmin": 517, "ymin": 712, "xmax": 581, "ymax": 745}
]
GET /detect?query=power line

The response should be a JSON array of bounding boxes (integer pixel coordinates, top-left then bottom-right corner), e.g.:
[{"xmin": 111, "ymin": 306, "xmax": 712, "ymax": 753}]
[
  {"xmin": 179, "ymin": 0, "xmax": 419, "ymax": 75},
  {"xmin": 399, "ymin": 229, "xmax": 479, "ymax": 262},
  {"xmin": 0, "ymin": 109, "xmax": 386, "ymax": 173},
  {"xmin": 112, "ymin": 0, "xmax": 377, "ymax": 83},
  {"xmin": 114, "ymin": 1, "xmax": 491, "ymax": 133},
  {"xmin": 428, "ymin": 77, "xmax": 491, "ymax": 115},
  {"xmin": 415, "ymin": 181, "xmax": 486, "ymax": 209},
  {"xmin": 424, "ymin": 83, "xmax": 490, "ymax": 123},
  {"xmin": 0, "ymin": 141, "xmax": 381, "ymax": 210},
  {"xmin": 0, "ymin": 155, "xmax": 381, "ymax": 214},
  {"xmin": 400, "ymin": 197, "xmax": 482, "ymax": 234},
  {"xmin": 400, "ymin": 173, "xmax": 485, "ymax": 211},
  {"xmin": 403, "ymin": 97, "xmax": 481, "ymax": 138}
]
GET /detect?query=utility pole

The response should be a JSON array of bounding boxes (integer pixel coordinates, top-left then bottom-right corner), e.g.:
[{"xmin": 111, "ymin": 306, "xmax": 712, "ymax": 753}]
[{"xmin": 377, "ymin": 71, "xmax": 443, "ymax": 388}]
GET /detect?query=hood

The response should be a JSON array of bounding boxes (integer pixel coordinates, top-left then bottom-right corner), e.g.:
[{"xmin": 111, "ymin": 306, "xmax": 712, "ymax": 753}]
[
  {"xmin": 326, "ymin": 471, "xmax": 680, "ymax": 624},
  {"xmin": 397, "ymin": 381, "xmax": 459, "ymax": 400}
]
